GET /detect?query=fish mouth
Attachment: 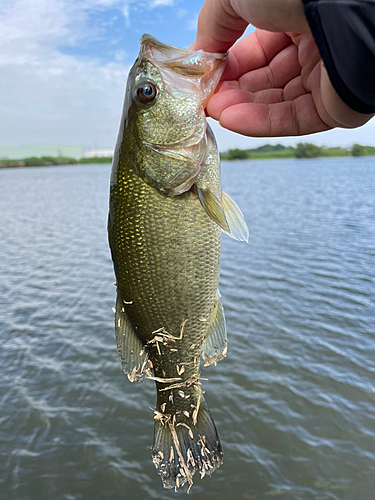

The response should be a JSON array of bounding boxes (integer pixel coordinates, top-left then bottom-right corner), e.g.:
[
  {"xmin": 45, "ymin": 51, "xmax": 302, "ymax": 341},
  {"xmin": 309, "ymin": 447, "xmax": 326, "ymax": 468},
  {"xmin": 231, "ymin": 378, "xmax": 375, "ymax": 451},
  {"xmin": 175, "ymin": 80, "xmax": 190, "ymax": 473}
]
[
  {"xmin": 140, "ymin": 34, "xmax": 185, "ymax": 54},
  {"xmin": 140, "ymin": 33, "xmax": 226, "ymax": 63},
  {"xmin": 139, "ymin": 34, "xmax": 227, "ymax": 106}
]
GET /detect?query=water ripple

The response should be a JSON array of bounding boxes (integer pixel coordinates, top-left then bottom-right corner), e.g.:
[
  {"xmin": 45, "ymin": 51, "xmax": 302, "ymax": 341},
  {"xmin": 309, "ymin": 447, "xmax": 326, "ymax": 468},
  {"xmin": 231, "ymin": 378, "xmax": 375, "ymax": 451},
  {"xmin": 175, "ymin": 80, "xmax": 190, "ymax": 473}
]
[{"xmin": 0, "ymin": 160, "xmax": 374, "ymax": 499}]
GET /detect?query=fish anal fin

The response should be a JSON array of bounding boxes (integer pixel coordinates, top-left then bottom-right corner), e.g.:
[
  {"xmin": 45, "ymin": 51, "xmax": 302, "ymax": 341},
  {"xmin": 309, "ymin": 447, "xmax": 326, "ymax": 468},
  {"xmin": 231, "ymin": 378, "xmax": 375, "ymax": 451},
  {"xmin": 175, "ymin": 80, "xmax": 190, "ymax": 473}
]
[
  {"xmin": 115, "ymin": 294, "xmax": 151, "ymax": 382},
  {"xmin": 196, "ymin": 185, "xmax": 230, "ymax": 233},
  {"xmin": 221, "ymin": 189, "xmax": 249, "ymax": 242},
  {"xmin": 201, "ymin": 292, "xmax": 227, "ymax": 367}
]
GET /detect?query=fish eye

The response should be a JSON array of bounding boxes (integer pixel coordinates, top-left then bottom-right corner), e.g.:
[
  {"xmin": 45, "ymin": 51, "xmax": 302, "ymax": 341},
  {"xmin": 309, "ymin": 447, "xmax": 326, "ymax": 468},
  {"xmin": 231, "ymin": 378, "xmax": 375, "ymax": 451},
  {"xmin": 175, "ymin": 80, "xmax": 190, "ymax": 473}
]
[{"xmin": 136, "ymin": 82, "xmax": 157, "ymax": 104}]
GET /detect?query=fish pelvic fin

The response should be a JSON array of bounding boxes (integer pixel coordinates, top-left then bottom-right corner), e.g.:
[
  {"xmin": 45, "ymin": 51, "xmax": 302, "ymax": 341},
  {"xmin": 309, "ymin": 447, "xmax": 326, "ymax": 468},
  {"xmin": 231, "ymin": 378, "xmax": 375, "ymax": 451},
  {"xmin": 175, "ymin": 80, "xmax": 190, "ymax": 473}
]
[
  {"xmin": 152, "ymin": 394, "xmax": 223, "ymax": 492},
  {"xmin": 114, "ymin": 294, "xmax": 151, "ymax": 382},
  {"xmin": 201, "ymin": 291, "xmax": 227, "ymax": 367}
]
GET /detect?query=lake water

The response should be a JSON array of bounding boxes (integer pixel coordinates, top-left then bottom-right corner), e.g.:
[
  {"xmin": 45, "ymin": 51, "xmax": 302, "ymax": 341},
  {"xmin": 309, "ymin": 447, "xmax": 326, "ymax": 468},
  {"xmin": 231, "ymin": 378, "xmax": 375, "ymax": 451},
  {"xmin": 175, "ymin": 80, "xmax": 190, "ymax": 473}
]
[{"xmin": 0, "ymin": 158, "xmax": 374, "ymax": 500}]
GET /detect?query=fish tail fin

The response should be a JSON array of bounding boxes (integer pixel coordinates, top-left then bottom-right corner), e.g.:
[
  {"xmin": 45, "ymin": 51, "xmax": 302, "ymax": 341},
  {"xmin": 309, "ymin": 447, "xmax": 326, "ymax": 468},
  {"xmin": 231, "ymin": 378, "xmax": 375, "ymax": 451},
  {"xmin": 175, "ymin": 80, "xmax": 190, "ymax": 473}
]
[{"xmin": 152, "ymin": 395, "xmax": 223, "ymax": 492}]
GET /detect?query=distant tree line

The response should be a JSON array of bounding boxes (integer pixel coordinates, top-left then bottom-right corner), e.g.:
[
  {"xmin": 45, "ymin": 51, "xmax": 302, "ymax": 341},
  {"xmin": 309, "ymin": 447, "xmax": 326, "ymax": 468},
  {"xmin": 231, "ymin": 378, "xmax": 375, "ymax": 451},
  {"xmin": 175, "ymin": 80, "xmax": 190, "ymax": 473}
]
[
  {"xmin": 220, "ymin": 143, "xmax": 375, "ymax": 160},
  {"xmin": 0, "ymin": 156, "xmax": 113, "ymax": 168},
  {"xmin": 1, "ymin": 143, "xmax": 375, "ymax": 169}
]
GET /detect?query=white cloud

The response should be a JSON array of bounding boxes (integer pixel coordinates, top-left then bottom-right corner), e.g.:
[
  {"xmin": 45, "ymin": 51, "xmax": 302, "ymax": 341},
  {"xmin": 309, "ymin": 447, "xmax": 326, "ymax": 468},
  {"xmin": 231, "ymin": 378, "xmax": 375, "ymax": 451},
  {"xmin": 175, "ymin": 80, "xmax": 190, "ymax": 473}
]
[
  {"xmin": 0, "ymin": 0, "xmax": 182, "ymax": 147},
  {"xmin": 122, "ymin": 4, "xmax": 130, "ymax": 27},
  {"xmin": 1, "ymin": 0, "xmax": 373, "ymax": 151},
  {"xmin": 150, "ymin": 0, "xmax": 175, "ymax": 6},
  {"xmin": 0, "ymin": 50, "xmax": 130, "ymax": 147},
  {"xmin": 114, "ymin": 49, "xmax": 127, "ymax": 62},
  {"xmin": 0, "ymin": 0, "xmax": 135, "ymax": 147},
  {"xmin": 176, "ymin": 9, "xmax": 188, "ymax": 19},
  {"xmin": 0, "ymin": 0, "xmax": 89, "ymax": 50}
]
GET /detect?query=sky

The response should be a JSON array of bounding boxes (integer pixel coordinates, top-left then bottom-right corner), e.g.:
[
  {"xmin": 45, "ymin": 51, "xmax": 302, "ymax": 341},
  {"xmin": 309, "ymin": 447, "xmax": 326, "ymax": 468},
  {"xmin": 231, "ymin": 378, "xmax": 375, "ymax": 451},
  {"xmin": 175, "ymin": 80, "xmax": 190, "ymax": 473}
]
[{"xmin": 1, "ymin": 0, "xmax": 375, "ymax": 152}]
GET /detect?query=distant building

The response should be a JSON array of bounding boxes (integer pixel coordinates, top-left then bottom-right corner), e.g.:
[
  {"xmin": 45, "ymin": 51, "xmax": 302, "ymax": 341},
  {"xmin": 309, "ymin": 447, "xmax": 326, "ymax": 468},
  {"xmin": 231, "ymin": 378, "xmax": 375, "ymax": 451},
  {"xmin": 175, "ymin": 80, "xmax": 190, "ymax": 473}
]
[
  {"xmin": 83, "ymin": 149, "xmax": 114, "ymax": 158},
  {"xmin": 0, "ymin": 144, "xmax": 83, "ymax": 160}
]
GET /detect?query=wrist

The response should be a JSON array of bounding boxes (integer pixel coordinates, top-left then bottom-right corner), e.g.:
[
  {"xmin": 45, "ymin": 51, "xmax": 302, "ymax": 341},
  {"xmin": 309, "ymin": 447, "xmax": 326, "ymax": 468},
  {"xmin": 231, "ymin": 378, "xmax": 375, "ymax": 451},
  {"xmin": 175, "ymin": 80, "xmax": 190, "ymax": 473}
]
[{"xmin": 321, "ymin": 66, "xmax": 374, "ymax": 128}]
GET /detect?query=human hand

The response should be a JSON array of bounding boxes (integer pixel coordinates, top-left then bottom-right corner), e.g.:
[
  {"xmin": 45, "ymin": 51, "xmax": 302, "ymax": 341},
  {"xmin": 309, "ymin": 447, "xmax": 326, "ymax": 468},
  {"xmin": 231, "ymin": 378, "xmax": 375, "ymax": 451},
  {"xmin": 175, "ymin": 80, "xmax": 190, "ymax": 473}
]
[{"xmin": 191, "ymin": 0, "xmax": 373, "ymax": 137}]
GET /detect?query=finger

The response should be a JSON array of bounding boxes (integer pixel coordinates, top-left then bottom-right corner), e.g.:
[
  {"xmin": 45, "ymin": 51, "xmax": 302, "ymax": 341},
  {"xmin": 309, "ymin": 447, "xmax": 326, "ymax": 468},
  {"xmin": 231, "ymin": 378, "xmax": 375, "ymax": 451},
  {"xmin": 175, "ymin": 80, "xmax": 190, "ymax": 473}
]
[
  {"xmin": 215, "ymin": 74, "xmax": 308, "ymax": 101},
  {"xmin": 238, "ymin": 43, "xmax": 300, "ymax": 91},
  {"xmin": 283, "ymin": 76, "xmax": 308, "ymax": 101},
  {"xmin": 192, "ymin": 0, "xmax": 310, "ymax": 54},
  {"xmin": 222, "ymin": 30, "xmax": 292, "ymax": 81},
  {"xmin": 208, "ymin": 90, "xmax": 254, "ymax": 118},
  {"xmin": 251, "ymin": 81, "xmax": 309, "ymax": 104},
  {"xmin": 209, "ymin": 87, "xmax": 286, "ymax": 108},
  {"xmin": 192, "ymin": 0, "xmax": 248, "ymax": 53},
  {"xmin": 208, "ymin": 76, "xmax": 309, "ymax": 117},
  {"xmin": 230, "ymin": 0, "xmax": 310, "ymax": 33},
  {"xmin": 247, "ymin": 76, "xmax": 308, "ymax": 104},
  {"xmin": 294, "ymin": 34, "xmax": 322, "ymax": 88},
  {"xmin": 212, "ymin": 95, "xmax": 331, "ymax": 136}
]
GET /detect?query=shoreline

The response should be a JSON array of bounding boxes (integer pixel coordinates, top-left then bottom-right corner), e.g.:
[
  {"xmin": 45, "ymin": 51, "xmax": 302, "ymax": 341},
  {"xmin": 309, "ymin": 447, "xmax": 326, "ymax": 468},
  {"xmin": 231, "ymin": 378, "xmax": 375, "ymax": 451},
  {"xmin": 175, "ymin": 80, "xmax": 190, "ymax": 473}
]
[
  {"xmin": 220, "ymin": 154, "xmax": 375, "ymax": 161},
  {"xmin": 2, "ymin": 155, "xmax": 375, "ymax": 170},
  {"xmin": 2, "ymin": 142, "xmax": 375, "ymax": 169},
  {"xmin": 0, "ymin": 156, "xmax": 112, "ymax": 169}
]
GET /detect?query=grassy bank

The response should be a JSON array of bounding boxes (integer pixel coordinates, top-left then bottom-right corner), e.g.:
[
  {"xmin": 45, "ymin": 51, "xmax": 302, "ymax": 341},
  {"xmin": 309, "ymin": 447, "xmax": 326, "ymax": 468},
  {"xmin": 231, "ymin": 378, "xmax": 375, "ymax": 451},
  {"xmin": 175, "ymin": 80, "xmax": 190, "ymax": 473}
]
[{"xmin": 220, "ymin": 143, "xmax": 375, "ymax": 161}]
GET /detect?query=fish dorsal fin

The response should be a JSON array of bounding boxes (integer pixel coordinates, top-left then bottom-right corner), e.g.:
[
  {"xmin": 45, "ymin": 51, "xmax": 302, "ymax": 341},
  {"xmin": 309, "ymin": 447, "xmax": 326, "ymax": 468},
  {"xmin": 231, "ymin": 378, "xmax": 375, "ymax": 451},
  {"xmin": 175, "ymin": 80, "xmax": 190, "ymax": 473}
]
[
  {"xmin": 201, "ymin": 291, "xmax": 228, "ymax": 367},
  {"xmin": 196, "ymin": 186, "xmax": 230, "ymax": 233},
  {"xmin": 221, "ymin": 189, "xmax": 249, "ymax": 242},
  {"xmin": 115, "ymin": 294, "xmax": 151, "ymax": 382}
]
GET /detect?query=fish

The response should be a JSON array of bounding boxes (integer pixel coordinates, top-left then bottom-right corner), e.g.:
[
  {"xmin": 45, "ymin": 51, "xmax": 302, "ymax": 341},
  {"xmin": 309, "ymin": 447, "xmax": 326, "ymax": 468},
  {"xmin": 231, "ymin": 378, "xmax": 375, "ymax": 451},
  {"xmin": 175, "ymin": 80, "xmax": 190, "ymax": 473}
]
[{"xmin": 108, "ymin": 34, "xmax": 249, "ymax": 492}]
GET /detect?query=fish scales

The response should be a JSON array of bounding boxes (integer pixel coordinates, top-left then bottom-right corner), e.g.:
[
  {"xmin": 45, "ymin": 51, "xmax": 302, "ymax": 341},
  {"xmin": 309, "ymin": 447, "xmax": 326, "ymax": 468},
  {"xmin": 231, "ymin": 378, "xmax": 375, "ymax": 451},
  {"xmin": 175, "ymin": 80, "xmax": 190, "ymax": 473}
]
[
  {"xmin": 112, "ymin": 169, "xmax": 221, "ymax": 349},
  {"xmin": 108, "ymin": 34, "xmax": 248, "ymax": 492},
  {"xmin": 111, "ymin": 134, "xmax": 222, "ymax": 415},
  {"xmin": 111, "ymin": 165, "xmax": 221, "ymax": 403}
]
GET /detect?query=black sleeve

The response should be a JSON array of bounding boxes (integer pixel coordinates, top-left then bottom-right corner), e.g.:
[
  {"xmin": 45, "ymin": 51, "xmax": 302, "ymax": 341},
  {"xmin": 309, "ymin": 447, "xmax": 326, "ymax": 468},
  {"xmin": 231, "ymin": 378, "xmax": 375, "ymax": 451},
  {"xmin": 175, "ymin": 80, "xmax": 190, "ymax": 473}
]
[{"xmin": 303, "ymin": 0, "xmax": 375, "ymax": 114}]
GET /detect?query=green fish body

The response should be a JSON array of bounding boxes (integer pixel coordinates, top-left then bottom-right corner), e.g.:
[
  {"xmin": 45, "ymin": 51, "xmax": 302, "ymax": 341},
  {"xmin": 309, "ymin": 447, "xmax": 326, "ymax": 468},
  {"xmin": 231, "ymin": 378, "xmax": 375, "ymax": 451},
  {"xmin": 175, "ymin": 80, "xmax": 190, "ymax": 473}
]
[{"xmin": 108, "ymin": 35, "xmax": 248, "ymax": 491}]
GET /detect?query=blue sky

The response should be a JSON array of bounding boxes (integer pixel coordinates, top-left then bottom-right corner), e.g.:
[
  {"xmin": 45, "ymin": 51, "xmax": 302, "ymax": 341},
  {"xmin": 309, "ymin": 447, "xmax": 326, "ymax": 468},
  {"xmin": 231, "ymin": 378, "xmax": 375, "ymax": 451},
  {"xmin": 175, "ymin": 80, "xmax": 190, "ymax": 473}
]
[
  {"xmin": 1, "ymin": 0, "xmax": 374, "ymax": 152},
  {"xmin": 57, "ymin": 3, "xmax": 198, "ymax": 65}
]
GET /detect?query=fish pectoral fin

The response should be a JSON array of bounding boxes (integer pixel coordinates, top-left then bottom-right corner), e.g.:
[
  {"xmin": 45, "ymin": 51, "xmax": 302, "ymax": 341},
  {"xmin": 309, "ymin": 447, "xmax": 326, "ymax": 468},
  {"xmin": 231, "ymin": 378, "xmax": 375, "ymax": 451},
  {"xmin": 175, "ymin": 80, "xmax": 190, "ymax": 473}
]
[
  {"xmin": 196, "ymin": 185, "xmax": 230, "ymax": 232},
  {"xmin": 221, "ymin": 189, "xmax": 249, "ymax": 242},
  {"xmin": 196, "ymin": 185, "xmax": 249, "ymax": 241},
  {"xmin": 201, "ymin": 291, "xmax": 227, "ymax": 367},
  {"xmin": 115, "ymin": 294, "xmax": 151, "ymax": 382}
]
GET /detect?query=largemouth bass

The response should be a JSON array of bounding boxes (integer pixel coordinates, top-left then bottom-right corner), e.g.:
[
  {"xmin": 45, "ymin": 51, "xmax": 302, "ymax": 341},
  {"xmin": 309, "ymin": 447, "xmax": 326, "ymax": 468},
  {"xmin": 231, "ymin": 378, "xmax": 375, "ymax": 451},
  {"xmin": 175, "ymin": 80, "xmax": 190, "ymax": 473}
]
[{"xmin": 108, "ymin": 34, "xmax": 248, "ymax": 492}]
